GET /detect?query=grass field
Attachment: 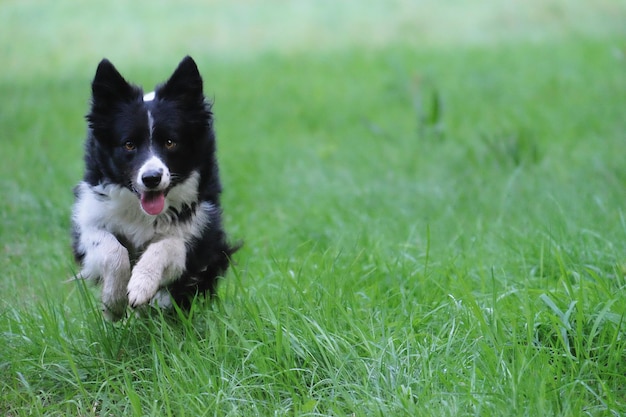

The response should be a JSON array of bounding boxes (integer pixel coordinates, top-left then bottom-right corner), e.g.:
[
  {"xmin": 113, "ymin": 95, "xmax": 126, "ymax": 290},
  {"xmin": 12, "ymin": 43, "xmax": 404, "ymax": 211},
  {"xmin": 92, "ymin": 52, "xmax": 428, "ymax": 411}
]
[{"xmin": 2, "ymin": 0, "xmax": 626, "ymax": 415}]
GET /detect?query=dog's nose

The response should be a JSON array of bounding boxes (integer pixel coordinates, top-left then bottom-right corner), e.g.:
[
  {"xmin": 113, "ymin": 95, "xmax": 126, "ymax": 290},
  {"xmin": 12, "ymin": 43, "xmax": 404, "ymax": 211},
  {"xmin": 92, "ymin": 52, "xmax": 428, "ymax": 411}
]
[{"xmin": 141, "ymin": 169, "xmax": 163, "ymax": 189}]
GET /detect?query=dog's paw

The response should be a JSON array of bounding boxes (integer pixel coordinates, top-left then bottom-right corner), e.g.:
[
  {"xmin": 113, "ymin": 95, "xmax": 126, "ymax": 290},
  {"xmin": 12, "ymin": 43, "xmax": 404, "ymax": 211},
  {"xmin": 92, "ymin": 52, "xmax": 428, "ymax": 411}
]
[
  {"xmin": 73, "ymin": 267, "xmax": 95, "ymax": 282},
  {"xmin": 127, "ymin": 271, "xmax": 159, "ymax": 308},
  {"xmin": 150, "ymin": 289, "xmax": 173, "ymax": 309},
  {"xmin": 102, "ymin": 299, "xmax": 127, "ymax": 322}
]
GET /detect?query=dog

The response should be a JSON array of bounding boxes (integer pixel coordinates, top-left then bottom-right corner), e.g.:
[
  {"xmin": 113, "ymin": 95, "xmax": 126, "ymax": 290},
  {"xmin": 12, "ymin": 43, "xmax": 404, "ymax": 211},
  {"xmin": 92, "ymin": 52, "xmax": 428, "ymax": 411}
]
[{"xmin": 71, "ymin": 56, "xmax": 238, "ymax": 321}]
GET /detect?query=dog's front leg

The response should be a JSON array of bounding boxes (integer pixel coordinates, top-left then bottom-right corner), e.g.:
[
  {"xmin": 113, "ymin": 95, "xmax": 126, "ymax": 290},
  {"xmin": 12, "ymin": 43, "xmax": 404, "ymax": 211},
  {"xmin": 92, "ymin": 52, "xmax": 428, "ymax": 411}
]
[
  {"xmin": 127, "ymin": 237, "xmax": 186, "ymax": 308},
  {"xmin": 79, "ymin": 230, "xmax": 131, "ymax": 321}
]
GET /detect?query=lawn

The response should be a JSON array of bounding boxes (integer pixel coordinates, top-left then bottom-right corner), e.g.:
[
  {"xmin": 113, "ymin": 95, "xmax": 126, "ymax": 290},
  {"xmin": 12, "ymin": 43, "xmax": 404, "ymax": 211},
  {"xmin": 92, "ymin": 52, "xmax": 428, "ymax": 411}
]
[{"xmin": 1, "ymin": 0, "xmax": 626, "ymax": 415}]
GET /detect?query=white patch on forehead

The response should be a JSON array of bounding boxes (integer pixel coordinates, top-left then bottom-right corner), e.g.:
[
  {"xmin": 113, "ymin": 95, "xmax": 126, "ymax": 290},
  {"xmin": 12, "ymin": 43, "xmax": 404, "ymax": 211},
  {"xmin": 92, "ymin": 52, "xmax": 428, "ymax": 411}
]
[
  {"xmin": 144, "ymin": 91, "xmax": 156, "ymax": 138},
  {"xmin": 147, "ymin": 110, "xmax": 154, "ymax": 134}
]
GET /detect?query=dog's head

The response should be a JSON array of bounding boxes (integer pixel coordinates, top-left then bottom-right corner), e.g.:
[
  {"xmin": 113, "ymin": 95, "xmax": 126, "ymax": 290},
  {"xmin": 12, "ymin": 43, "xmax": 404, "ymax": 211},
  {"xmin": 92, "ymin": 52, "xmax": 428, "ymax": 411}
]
[{"xmin": 85, "ymin": 56, "xmax": 215, "ymax": 215}]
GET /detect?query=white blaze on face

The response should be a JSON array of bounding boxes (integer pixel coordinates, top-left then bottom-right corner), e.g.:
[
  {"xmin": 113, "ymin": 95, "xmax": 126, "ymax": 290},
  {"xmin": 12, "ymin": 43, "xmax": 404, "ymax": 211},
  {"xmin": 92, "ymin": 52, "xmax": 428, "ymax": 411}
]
[
  {"xmin": 137, "ymin": 92, "xmax": 169, "ymax": 216},
  {"xmin": 147, "ymin": 110, "xmax": 155, "ymax": 135}
]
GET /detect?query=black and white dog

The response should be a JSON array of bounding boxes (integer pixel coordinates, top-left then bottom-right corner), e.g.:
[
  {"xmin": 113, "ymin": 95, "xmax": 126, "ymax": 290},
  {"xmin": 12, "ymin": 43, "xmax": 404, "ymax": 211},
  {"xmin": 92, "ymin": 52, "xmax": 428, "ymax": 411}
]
[{"xmin": 72, "ymin": 56, "xmax": 238, "ymax": 321}]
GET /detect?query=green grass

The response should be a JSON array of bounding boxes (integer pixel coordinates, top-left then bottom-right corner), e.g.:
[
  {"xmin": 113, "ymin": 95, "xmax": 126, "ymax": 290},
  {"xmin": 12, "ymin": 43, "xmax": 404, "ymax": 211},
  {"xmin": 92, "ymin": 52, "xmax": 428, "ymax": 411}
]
[{"xmin": 2, "ymin": 1, "xmax": 626, "ymax": 415}]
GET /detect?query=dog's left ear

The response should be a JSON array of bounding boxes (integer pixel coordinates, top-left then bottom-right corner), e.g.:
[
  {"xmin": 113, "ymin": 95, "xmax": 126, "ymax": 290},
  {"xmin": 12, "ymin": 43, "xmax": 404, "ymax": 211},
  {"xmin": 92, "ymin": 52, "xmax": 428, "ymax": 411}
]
[{"xmin": 157, "ymin": 56, "xmax": 204, "ymax": 105}]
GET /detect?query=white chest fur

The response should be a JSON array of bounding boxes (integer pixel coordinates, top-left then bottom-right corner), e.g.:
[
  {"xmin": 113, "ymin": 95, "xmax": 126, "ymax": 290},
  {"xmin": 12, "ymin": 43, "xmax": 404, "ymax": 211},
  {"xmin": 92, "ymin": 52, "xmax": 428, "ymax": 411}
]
[{"xmin": 73, "ymin": 171, "xmax": 211, "ymax": 251}]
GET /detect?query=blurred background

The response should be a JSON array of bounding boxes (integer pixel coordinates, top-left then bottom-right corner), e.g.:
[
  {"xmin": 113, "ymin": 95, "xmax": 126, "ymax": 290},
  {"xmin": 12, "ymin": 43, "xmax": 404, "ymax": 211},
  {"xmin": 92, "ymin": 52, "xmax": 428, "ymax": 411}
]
[{"xmin": 2, "ymin": 0, "xmax": 626, "ymax": 79}]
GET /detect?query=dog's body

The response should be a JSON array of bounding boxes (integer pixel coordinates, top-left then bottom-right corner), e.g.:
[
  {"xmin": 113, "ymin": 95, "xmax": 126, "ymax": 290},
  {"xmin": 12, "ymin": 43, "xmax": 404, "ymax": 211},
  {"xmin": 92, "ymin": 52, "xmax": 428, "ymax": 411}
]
[{"xmin": 72, "ymin": 56, "xmax": 237, "ymax": 320}]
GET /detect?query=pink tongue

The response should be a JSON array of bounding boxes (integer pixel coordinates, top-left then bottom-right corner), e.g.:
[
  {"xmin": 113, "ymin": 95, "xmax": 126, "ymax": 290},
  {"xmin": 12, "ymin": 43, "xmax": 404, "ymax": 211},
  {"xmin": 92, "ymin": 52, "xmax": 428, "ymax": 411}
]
[{"xmin": 140, "ymin": 191, "xmax": 165, "ymax": 215}]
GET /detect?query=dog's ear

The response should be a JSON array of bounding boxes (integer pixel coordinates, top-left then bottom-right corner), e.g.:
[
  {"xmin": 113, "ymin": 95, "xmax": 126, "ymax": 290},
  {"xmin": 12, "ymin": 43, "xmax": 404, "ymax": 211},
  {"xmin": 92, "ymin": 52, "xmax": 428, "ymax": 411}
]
[
  {"xmin": 156, "ymin": 56, "xmax": 204, "ymax": 105},
  {"xmin": 91, "ymin": 59, "xmax": 137, "ymax": 104},
  {"xmin": 87, "ymin": 59, "xmax": 141, "ymax": 136}
]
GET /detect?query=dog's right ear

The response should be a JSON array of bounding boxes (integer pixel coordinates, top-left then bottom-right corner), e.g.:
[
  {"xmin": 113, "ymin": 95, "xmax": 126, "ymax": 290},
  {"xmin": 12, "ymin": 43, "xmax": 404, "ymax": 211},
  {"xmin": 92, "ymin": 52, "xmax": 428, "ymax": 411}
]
[
  {"xmin": 156, "ymin": 56, "xmax": 204, "ymax": 107},
  {"xmin": 91, "ymin": 59, "xmax": 137, "ymax": 104}
]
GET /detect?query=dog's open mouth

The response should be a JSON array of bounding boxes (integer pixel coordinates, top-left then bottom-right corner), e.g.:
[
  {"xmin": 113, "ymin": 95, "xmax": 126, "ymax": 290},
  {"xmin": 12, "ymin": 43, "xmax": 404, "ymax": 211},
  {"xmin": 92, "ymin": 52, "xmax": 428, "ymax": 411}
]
[{"xmin": 140, "ymin": 191, "xmax": 166, "ymax": 215}]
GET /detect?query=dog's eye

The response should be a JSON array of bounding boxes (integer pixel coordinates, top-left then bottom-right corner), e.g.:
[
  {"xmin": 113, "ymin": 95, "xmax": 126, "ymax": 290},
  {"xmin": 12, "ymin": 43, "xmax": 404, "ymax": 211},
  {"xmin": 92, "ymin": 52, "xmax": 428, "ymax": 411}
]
[
  {"xmin": 165, "ymin": 139, "xmax": 177, "ymax": 150},
  {"xmin": 124, "ymin": 141, "xmax": 136, "ymax": 151}
]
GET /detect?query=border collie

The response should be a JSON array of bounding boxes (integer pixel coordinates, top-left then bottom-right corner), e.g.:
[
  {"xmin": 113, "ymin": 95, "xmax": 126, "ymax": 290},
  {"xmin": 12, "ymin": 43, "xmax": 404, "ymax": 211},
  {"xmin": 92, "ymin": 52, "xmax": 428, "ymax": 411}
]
[{"xmin": 71, "ymin": 56, "xmax": 238, "ymax": 321}]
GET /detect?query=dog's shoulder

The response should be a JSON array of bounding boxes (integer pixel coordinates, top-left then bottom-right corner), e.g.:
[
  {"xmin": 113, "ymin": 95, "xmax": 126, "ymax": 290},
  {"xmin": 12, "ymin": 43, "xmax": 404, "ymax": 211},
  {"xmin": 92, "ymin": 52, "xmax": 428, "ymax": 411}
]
[{"xmin": 73, "ymin": 182, "xmax": 154, "ymax": 246}]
